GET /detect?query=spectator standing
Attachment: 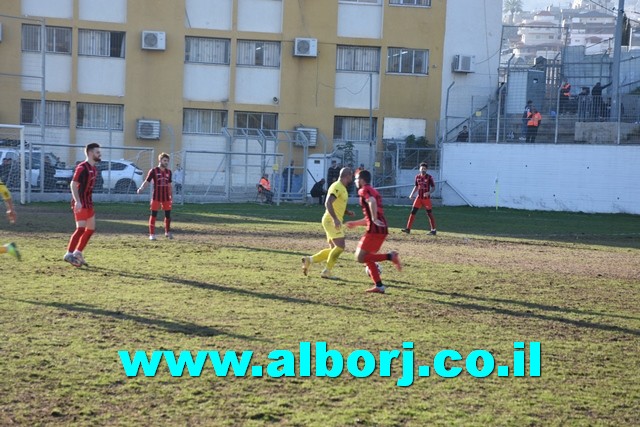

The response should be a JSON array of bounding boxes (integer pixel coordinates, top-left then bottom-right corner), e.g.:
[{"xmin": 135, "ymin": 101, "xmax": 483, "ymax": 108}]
[
  {"xmin": 327, "ymin": 159, "xmax": 340, "ymax": 186},
  {"xmin": 526, "ymin": 108, "xmax": 542, "ymax": 143},
  {"xmin": 456, "ymin": 126, "xmax": 469, "ymax": 142},
  {"xmin": 173, "ymin": 164, "xmax": 184, "ymax": 195}
]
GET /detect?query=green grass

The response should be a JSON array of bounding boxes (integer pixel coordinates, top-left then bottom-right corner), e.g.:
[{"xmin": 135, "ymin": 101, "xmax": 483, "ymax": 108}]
[{"xmin": 1, "ymin": 203, "xmax": 639, "ymax": 426}]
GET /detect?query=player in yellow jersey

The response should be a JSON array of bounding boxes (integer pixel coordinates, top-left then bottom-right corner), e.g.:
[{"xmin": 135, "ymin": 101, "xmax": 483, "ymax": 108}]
[
  {"xmin": 0, "ymin": 179, "xmax": 21, "ymax": 260},
  {"xmin": 302, "ymin": 167, "xmax": 354, "ymax": 279}
]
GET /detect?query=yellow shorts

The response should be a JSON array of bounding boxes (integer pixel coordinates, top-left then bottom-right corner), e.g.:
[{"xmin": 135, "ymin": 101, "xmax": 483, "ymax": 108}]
[{"xmin": 322, "ymin": 213, "xmax": 345, "ymax": 242}]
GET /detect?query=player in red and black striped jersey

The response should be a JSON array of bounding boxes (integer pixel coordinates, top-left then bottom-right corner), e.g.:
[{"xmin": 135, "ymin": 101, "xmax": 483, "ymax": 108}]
[
  {"xmin": 345, "ymin": 169, "xmax": 401, "ymax": 294},
  {"xmin": 137, "ymin": 152, "xmax": 173, "ymax": 240},
  {"xmin": 64, "ymin": 142, "xmax": 101, "ymax": 267},
  {"xmin": 401, "ymin": 162, "xmax": 437, "ymax": 235}
]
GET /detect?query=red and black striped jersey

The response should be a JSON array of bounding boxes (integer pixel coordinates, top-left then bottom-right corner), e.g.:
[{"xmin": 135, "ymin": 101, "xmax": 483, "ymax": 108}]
[
  {"xmin": 145, "ymin": 167, "xmax": 172, "ymax": 202},
  {"xmin": 357, "ymin": 184, "xmax": 388, "ymax": 235},
  {"xmin": 72, "ymin": 161, "xmax": 98, "ymax": 209},
  {"xmin": 415, "ymin": 173, "xmax": 435, "ymax": 199}
]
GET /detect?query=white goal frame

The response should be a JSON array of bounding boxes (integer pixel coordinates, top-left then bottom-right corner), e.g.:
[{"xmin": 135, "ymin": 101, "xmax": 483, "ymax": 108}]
[{"xmin": 0, "ymin": 124, "xmax": 26, "ymax": 205}]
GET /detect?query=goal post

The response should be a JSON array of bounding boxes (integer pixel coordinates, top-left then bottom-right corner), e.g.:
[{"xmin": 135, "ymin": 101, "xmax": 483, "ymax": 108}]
[{"xmin": 0, "ymin": 124, "xmax": 26, "ymax": 205}]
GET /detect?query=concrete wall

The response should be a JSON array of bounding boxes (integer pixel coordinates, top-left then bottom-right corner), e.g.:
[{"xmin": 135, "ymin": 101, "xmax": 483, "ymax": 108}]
[{"xmin": 442, "ymin": 143, "xmax": 640, "ymax": 214}]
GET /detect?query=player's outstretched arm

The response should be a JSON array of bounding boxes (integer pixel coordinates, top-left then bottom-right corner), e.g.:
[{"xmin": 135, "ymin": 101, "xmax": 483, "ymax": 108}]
[
  {"xmin": 137, "ymin": 181, "xmax": 149, "ymax": 194},
  {"xmin": 345, "ymin": 218, "xmax": 367, "ymax": 229}
]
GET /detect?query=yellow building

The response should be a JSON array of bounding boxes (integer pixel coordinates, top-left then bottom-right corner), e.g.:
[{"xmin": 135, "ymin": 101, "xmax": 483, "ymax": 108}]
[{"xmin": 0, "ymin": 0, "xmax": 500, "ymax": 181}]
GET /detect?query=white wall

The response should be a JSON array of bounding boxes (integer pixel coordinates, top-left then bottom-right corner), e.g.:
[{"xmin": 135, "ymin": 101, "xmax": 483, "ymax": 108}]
[
  {"xmin": 22, "ymin": 0, "xmax": 72, "ymax": 19},
  {"xmin": 382, "ymin": 118, "xmax": 427, "ymax": 139},
  {"xmin": 181, "ymin": 135, "xmax": 228, "ymax": 187},
  {"xmin": 75, "ymin": 129, "xmax": 125, "ymax": 160},
  {"xmin": 442, "ymin": 143, "xmax": 640, "ymax": 214},
  {"xmin": 237, "ymin": 0, "xmax": 283, "ymax": 33},
  {"xmin": 21, "ymin": 53, "xmax": 72, "ymax": 93},
  {"xmin": 79, "ymin": 0, "xmax": 127, "ymax": 23},
  {"xmin": 77, "ymin": 57, "xmax": 126, "ymax": 96},
  {"xmin": 334, "ymin": 72, "xmax": 379, "ymax": 109},
  {"xmin": 440, "ymin": 0, "xmax": 502, "ymax": 119},
  {"xmin": 337, "ymin": 3, "xmax": 382, "ymax": 39},
  {"xmin": 183, "ymin": 64, "xmax": 230, "ymax": 102},
  {"xmin": 235, "ymin": 67, "xmax": 280, "ymax": 105},
  {"xmin": 185, "ymin": 0, "xmax": 233, "ymax": 30}
]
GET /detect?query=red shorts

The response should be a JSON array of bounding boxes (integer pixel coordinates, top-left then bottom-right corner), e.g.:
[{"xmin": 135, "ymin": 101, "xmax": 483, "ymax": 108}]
[
  {"xmin": 73, "ymin": 207, "xmax": 95, "ymax": 222},
  {"xmin": 412, "ymin": 196, "xmax": 433, "ymax": 210},
  {"xmin": 151, "ymin": 200, "xmax": 172, "ymax": 211},
  {"xmin": 358, "ymin": 233, "xmax": 387, "ymax": 253}
]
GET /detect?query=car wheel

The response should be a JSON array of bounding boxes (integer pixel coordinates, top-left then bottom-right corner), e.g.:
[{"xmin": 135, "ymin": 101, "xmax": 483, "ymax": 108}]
[{"xmin": 115, "ymin": 179, "xmax": 136, "ymax": 194}]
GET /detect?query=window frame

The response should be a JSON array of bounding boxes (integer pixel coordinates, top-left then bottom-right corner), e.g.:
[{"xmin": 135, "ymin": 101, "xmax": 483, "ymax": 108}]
[
  {"xmin": 20, "ymin": 99, "xmax": 70, "ymax": 127},
  {"xmin": 185, "ymin": 37, "xmax": 231, "ymax": 65},
  {"xmin": 386, "ymin": 47, "xmax": 429, "ymax": 75},
  {"xmin": 333, "ymin": 116, "xmax": 378, "ymax": 141},
  {"xmin": 234, "ymin": 111, "xmax": 278, "ymax": 135},
  {"xmin": 21, "ymin": 24, "xmax": 72, "ymax": 54},
  {"xmin": 182, "ymin": 109, "xmax": 228, "ymax": 135},
  {"xmin": 236, "ymin": 40, "xmax": 281, "ymax": 68},
  {"xmin": 76, "ymin": 103, "xmax": 124, "ymax": 130},
  {"xmin": 336, "ymin": 45, "xmax": 381, "ymax": 73},
  {"xmin": 78, "ymin": 29, "xmax": 126, "ymax": 58},
  {"xmin": 389, "ymin": 0, "xmax": 431, "ymax": 7}
]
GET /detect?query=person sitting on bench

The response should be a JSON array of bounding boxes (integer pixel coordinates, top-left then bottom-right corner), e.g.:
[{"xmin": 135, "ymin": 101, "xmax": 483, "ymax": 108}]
[
  {"xmin": 258, "ymin": 173, "xmax": 274, "ymax": 204},
  {"xmin": 310, "ymin": 178, "xmax": 327, "ymax": 205}
]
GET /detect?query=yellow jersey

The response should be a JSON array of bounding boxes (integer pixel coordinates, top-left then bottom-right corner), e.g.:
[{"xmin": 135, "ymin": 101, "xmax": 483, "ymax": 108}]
[
  {"xmin": 325, "ymin": 180, "xmax": 349, "ymax": 221},
  {"xmin": 0, "ymin": 179, "xmax": 11, "ymax": 202}
]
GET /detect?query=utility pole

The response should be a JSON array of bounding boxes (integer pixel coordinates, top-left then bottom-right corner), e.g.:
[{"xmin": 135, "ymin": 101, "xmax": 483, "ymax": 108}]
[{"xmin": 610, "ymin": 0, "xmax": 625, "ymax": 121}]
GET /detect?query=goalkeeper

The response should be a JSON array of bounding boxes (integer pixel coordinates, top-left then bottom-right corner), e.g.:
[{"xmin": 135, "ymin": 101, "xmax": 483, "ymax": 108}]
[{"xmin": 0, "ymin": 178, "xmax": 21, "ymax": 260}]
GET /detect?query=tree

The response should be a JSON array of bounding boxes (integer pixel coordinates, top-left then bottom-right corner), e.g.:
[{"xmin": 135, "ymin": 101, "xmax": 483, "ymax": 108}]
[{"xmin": 503, "ymin": 0, "xmax": 523, "ymax": 25}]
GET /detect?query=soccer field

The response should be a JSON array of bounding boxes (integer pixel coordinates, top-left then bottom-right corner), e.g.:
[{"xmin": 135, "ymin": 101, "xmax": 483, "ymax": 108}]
[{"xmin": 1, "ymin": 203, "xmax": 639, "ymax": 426}]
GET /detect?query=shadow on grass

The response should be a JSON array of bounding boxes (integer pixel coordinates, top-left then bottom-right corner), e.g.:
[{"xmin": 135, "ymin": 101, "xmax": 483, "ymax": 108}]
[
  {"xmin": 10, "ymin": 298, "xmax": 263, "ymax": 341},
  {"xmin": 410, "ymin": 290, "xmax": 639, "ymax": 337},
  {"xmin": 420, "ymin": 288, "xmax": 640, "ymax": 322},
  {"xmin": 83, "ymin": 266, "xmax": 368, "ymax": 313},
  {"xmin": 160, "ymin": 275, "xmax": 369, "ymax": 313}
]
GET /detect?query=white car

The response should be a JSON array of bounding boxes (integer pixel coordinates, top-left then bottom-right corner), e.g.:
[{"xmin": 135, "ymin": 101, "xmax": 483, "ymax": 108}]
[
  {"xmin": 95, "ymin": 160, "xmax": 144, "ymax": 193},
  {"xmin": 0, "ymin": 148, "xmax": 71, "ymax": 190}
]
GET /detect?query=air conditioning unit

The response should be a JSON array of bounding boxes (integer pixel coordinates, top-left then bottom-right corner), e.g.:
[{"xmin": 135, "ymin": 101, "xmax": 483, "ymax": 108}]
[
  {"xmin": 452, "ymin": 54, "xmax": 475, "ymax": 73},
  {"xmin": 294, "ymin": 127, "xmax": 318, "ymax": 147},
  {"xmin": 141, "ymin": 31, "xmax": 166, "ymax": 50},
  {"xmin": 136, "ymin": 119, "xmax": 161, "ymax": 140},
  {"xmin": 294, "ymin": 38, "xmax": 318, "ymax": 57}
]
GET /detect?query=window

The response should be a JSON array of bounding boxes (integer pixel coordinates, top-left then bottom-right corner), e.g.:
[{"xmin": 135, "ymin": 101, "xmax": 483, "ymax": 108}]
[
  {"xmin": 78, "ymin": 29, "xmax": 125, "ymax": 58},
  {"xmin": 76, "ymin": 103, "xmax": 124, "ymax": 130},
  {"xmin": 387, "ymin": 48, "xmax": 428, "ymax": 75},
  {"xmin": 389, "ymin": 0, "xmax": 431, "ymax": 6},
  {"xmin": 337, "ymin": 46, "xmax": 380, "ymax": 72},
  {"xmin": 22, "ymin": 24, "xmax": 72, "ymax": 53},
  {"xmin": 333, "ymin": 116, "xmax": 377, "ymax": 141},
  {"xmin": 185, "ymin": 37, "xmax": 230, "ymax": 64},
  {"xmin": 20, "ymin": 100, "xmax": 70, "ymax": 127},
  {"xmin": 342, "ymin": 0, "xmax": 380, "ymax": 3},
  {"xmin": 183, "ymin": 109, "xmax": 228, "ymax": 134},
  {"xmin": 237, "ymin": 41, "xmax": 280, "ymax": 67},
  {"xmin": 235, "ymin": 112, "xmax": 278, "ymax": 134}
]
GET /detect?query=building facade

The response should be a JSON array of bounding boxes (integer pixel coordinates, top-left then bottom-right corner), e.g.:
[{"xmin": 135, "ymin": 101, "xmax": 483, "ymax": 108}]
[{"xmin": 0, "ymin": 0, "xmax": 500, "ymax": 170}]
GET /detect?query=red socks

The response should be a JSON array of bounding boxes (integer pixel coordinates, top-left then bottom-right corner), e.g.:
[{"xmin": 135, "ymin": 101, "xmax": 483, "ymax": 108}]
[{"xmin": 67, "ymin": 227, "xmax": 85, "ymax": 252}]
